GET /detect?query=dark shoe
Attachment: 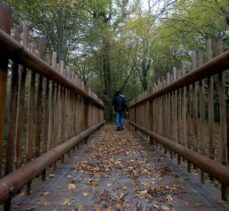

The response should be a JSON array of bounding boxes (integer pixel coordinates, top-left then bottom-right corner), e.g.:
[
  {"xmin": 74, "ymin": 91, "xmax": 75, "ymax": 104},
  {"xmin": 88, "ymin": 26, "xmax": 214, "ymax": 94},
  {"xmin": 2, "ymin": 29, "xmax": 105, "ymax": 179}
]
[
  {"xmin": 120, "ymin": 126, "xmax": 124, "ymax": 130},
  {"xmin": 116, "ymin": 127, "xmax": 120, "ymax": 131}
]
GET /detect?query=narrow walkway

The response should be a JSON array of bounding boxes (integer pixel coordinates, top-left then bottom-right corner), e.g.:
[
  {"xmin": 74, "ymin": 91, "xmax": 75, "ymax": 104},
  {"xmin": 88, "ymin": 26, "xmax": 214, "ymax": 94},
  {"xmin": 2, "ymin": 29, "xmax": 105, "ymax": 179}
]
[{"xmin": 12, "ymin": 124, "xmax": 229, "ymax": 210}]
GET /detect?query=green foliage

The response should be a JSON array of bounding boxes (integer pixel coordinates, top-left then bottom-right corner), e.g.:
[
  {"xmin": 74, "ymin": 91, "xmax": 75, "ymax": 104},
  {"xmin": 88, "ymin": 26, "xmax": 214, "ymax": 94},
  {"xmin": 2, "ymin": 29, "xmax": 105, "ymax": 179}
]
[{"xmin": 2, "ymin": 0, "xmax": 228, "ymax": 104}]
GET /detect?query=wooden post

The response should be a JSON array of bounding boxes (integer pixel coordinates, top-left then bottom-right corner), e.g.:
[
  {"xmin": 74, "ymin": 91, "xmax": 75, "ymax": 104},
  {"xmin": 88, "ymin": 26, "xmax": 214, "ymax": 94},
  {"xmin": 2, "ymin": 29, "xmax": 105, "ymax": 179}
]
[
  {"xmin": 181, "ymin": 62, "xmax": 187, "ymax": 148},
  {"xmin": 181, "ymin": 62, "xmax": 187, "ymax": 164},
  {"xmin": 217, "ymin": 40, "xmax": 228, "ymax": 165},
  {"xmin": 198, "ymin": 53, "xmax": 206, "ymax": 184},
  {"xmin": 5, "ymin": 27, "xmax": 21, "ymax": 175},
  {"xmin": 166, "ymin": 72, "xmax": 170, "ymax": 138},
  {"xmin": 192, "ymin": 51, "xmax": 198, "ymax": 155},
  {"xmin": 154, "ymin": 84, "xmax": 158, "ymax": 135},
  {"xmin": 48, "ymin": 52, "xmax": 57, "ymax": 150},
  {"xmin": 169, "ymin": 73, "xmax": 174, "ymax": 159},
  {"xmin": 207, "ymin": 39, "xmax": 215, "ymax": 161},
  {"xmin": 35, "ymin": 39, "xmax": 45, "ymax": 157},
  {"xmin": 173, "ymin": 68, "xmax": 178, "ymax": 153},
  {"xmin": 0, "ymin": 4, "xmax": 12, "ymax": 211},
  {"xmin": 149, "ymin": 90, "xmax": 154, "ymax": 144},
  {"xmin": 217, "ymin": 39, "xmax": 228, "ymax": 200},
  {"xmin": 42, "ymin": 78, "xmax": 49, "ymax": 152},
  {"xmin": 177, "ymin": 70, "xmax": 182, "ymax": 164},
  {"xmin": 186, "ymin": 63, "xmax": 192, "ymax": 172},
  {"xmin": 0, "ymin": 4, "xmax": 12, "ymax": 178},
  {"xmin": 27, "ymin": 58, "xmax": 36, "ymax": 162},
  {"xmin": 26, "ymin": 42, "xmax": 37, "ymax": 194},
  {"xmin": 16, "ymin": 24, "xmax": 29, "ymax": 169}
]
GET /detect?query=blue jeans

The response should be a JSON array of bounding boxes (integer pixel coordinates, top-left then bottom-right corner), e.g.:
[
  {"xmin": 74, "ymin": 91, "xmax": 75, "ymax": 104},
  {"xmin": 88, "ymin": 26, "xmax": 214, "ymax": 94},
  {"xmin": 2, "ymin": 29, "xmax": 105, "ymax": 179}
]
[{"xmin": 115, "ymin": 111, "xmax": 124, "ymax": 128}]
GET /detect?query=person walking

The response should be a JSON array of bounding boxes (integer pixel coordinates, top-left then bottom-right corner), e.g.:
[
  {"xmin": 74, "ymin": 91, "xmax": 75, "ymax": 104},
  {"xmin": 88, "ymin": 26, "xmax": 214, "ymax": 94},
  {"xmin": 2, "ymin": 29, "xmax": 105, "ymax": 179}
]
[{"xmin": 112, "ymin": 89, "xmax": 127, "ymax": 131}]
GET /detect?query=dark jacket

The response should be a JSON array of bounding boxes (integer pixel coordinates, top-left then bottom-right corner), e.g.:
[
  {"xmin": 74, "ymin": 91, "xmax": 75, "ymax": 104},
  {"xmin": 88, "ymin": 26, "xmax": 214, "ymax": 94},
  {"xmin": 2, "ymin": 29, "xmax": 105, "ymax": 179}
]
[{"xmin": 112, "ymin": 94, "xmax": 127, "ymax": 112}]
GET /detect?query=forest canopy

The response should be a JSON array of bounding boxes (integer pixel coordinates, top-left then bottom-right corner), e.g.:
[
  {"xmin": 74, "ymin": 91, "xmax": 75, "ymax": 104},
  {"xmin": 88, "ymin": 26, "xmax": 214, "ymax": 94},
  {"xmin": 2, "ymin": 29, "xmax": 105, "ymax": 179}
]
[{"xmin": 2, "ymin": 0, "xmax": 229, "ymax": 120}]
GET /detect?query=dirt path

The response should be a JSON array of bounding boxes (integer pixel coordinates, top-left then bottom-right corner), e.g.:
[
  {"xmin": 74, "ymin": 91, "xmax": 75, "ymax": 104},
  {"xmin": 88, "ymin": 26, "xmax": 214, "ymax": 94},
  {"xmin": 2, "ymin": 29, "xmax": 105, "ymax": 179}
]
[{"xmin": 12, "ymin": 124, "xmax": 229, "ymax": 210}]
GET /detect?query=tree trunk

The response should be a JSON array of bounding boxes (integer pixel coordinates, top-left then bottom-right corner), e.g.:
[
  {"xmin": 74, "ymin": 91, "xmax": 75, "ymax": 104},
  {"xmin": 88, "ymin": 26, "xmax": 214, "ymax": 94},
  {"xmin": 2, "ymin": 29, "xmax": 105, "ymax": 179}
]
[
  {"xmin": 140, "ymin": 57, "xmax": 150, "ymax": 91},
  {"xmin": 103, "ymin": 40, "xmax": 113, "ymax": 121}
]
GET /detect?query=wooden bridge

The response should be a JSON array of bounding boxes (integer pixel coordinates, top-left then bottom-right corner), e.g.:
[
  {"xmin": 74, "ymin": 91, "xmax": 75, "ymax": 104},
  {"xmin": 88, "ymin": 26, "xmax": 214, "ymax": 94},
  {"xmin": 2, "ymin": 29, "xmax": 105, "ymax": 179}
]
[{"xmin": 0, "ymin": 4, "xmax": 229, "ymax": 211}]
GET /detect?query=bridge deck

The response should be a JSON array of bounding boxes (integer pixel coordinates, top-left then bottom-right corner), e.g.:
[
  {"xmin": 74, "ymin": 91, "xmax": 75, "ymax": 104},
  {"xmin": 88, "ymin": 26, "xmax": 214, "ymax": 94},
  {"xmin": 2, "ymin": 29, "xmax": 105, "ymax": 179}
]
[{"xmin": 12, "ymin": 124, "xmax": 229, "ymax": 210}]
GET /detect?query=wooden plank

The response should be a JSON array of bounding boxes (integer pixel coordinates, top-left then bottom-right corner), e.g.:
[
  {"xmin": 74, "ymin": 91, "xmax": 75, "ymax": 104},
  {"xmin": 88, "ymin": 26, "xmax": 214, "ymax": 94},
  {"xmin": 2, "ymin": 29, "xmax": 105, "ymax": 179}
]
[
  {"xmin": 169, "ymin": 74, "xmax": 174, "ymax": 158},
  {"xmin": 5, "ymin": 27, "xmax": 21, "ymax": 174},
  {"xmin": 54, "ymin": 85, "xmax": 60, "ymax": 146},
  {"xmin": 15, "ymin": 24, "xmax": 29, "ymax": 168},
  {"xmin": 207, "ymin": 39, "xmax": 215, "ymax": 160},
  {"xmin": 35, "ymin": 75, "xmax": 43, "ymax": 157},
  {"xmin": 186, "ymin": 66, "xmax": 192, "ymax": 172},
  {"xmin": 216, "ymin": 40, "xmax": 228, "ymax": 200},
  {"xmin": 217, "ymin": 40, "xmax": 228, "ymax": 165},
  {"xmin": 163, "ymin": 81, "xmax": 167, "ymax": 137},
  {"xmin": 47, "ymin": 52, "xmax": 57, "ymax": 150},
  {"xmin": 173, "ymin": 68, "xmax": 178, "ymax": 144},
  {"xmin": 163, "ymin": 77, "xmax": 168, "ymax": 153},
  {"xmin": 192, "ymin": 51, "xmax": 198, "ymax": 153},
  {"xmin": 149, "ymin": 98, "xmax": 154, "ymax": 144},
  {"xmin": 166, "ymin": 73, "xmax": 170, "ymax": 139},
  {"xmin": 84, "ymin": 99, "xmax": 89, "ymax": 130},
  {"xmin": 198, "ymin": 53, "xmax": 206, "ymax": 183},
  {"xmin": 48, "ymin": 82, "xmax": 55, "ymax": 150},
  {"xmin": 42, "ymin": 79, "xmax": 49, "ymax": 152},
  {"xmin": 61, "ymin": 87, "xmax": 67, "ymax": 141},
  {"xmin": 27, "ymin": 72, "xmax": 36, "ymax": 162},
  {"xmin": 16, "ymin": 68, "xmax": 26, "ymax": 168},
  {"xmin": 169, "ymin": 74, "xmax": 172, "ymax": 141},
  {"xmin": 181, "ymin": 62, "xmax": 187, "ymax": 148},
  {"xmin": 153, "ymin": 86, "xmax": 157, "ymax": 134},
  {"xmin": 177, "ymin": 70, "xmax": 182, "ymax": 164}
]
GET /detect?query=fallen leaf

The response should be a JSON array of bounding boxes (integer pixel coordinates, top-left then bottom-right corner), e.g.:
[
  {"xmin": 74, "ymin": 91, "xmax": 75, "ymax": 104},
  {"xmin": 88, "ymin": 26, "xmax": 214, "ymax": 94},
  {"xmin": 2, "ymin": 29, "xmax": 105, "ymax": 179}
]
[
  {"xmin": 122, "ymin": 185, "xmax": 127, "ymax": 190},
  {"xmin": 82, "ymin": 192, "xmax": 88, "ymax": 197},
  {"xmin": 195, "ymin": 202, "xmax": 202, "ymax": 207},
  {"xmin": 139, "ymin": 190, "xmax": 147, "ymax": 195},
  {"xmin": 143, "ymin": 182, "xmax": 149, "ymax": 187},
  {"xmin": 165, "ymin": 194, "xmax": 173, "ymax": 203},
  {"xmin": 95, "ymin": 204, "xmax": 102, "ymax": 211},
  {"xmin": 88, "ymin": 179, "xmax": 98, "ymax": 186},
  {"xmin": 184, "ymin": 200, "xmax": 190, "ymax": 206},
  {"xmin": 77, "ymin": 204, "xmax": 84, "ymax": 211},
  {"xmin": 143, "ymin": 168, "xmax": 149, "ymax": 174},
  {"xmin": 62, "ymin": 198, "xmax": 71, "ymax": 206},
  {"xmin": 106, "ymin": 207, "xmax": 112, "ymax": 211},
  {"xmin": 36, "ymin": 195, "xmax": 44, "ymax": 201},
  {"xmin": 107, "ymin": 183, "xmax": 112, "ymax": 187},
  {"xmin": 160, "ymin": 205, "xmax": 170, "ymax": 211},
  {"xmin": 19, "ymin": 192, "xmax": 26, "ymax": 197},
  {"xmin": 68, "ymin": 183, "xmax": 76, "ymax": 190},
  {"xmin": 116, "ymin": 203, "xmax": 124, "ymax": 209},
  {"xmin": 42, "ymin": 192, "xmax": 49, "ymax": 196},
  {"xmin": 42, "ymin": 200, "xmax": 50, "ymax": 207}
]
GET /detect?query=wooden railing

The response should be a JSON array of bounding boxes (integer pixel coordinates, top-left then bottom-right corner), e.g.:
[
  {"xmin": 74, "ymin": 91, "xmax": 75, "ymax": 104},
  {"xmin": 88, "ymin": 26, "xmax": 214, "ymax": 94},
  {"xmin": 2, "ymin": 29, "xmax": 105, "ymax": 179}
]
[
  {"xmin": 128, "ymin": 39, "xmax": 229, "ymax": 200},
  {"xmin": 0, "ymin": 4, "xmax": 104, "ymax": 208}
]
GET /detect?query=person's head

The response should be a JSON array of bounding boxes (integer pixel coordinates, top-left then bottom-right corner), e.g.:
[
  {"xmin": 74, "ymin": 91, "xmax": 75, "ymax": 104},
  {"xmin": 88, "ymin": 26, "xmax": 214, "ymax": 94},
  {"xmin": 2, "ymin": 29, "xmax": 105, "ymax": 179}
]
[{"xmin": 115, "ymin": 89, "xmax": 122, "ymax": 95}]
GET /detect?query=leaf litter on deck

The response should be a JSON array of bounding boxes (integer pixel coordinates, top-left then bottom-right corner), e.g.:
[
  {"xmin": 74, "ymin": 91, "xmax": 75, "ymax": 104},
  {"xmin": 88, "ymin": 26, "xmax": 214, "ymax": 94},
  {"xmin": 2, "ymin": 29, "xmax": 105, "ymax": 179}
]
[
  {"xmin": 73, "ymin": 124, "xmax": 183, "ymax": 210},
  {"xmin": 12, "ymin": 124, "xmax": 186, "ymax": 211}
]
